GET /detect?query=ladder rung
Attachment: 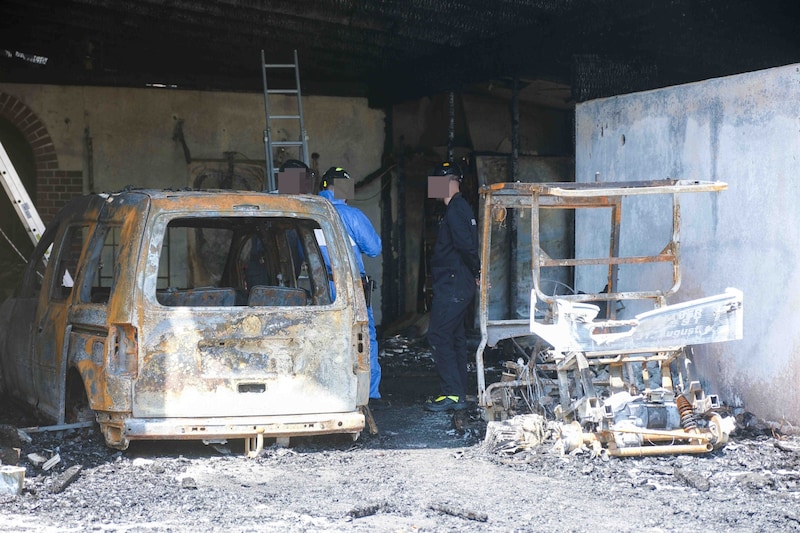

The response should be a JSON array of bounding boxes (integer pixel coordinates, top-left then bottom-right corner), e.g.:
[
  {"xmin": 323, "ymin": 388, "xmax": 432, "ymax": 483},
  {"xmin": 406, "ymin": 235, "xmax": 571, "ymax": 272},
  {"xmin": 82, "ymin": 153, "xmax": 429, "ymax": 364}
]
[
  {"xmin": 261, "ymin": 50, "xmax": 307, "ymax": 190},
  {"xmin": 271, "ymin": 141, "xmax": 304, "ymax": 147}
]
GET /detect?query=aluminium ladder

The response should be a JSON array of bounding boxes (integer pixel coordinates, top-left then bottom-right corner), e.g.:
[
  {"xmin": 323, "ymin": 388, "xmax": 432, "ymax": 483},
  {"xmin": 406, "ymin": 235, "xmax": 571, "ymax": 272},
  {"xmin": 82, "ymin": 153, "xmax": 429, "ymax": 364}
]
[
  {"xmin": 260, "ymin": 49, "xmax": 309, "ymax": 191},
  {"xmin": 0, "ymin": 140, "xmax": 46, "ymax": 249}
]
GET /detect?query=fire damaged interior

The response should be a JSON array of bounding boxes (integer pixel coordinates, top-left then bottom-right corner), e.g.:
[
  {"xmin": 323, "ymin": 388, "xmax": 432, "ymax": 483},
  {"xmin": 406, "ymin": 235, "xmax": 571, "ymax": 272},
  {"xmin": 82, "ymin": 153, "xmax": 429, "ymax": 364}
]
[
  {"xmin": 0, "ymin": 190, "xmax": 372, "ymax": 455},
  {"xmin": 1, "ymin": 1, "xmax": 799, "ymax": 106},
  {"xmin": 475, "ymin": 180, "xmax": 743, "ymax": 457},
  {"xmin": 2, "ymin": 3, "xmax": 800, "ymax": 530}
]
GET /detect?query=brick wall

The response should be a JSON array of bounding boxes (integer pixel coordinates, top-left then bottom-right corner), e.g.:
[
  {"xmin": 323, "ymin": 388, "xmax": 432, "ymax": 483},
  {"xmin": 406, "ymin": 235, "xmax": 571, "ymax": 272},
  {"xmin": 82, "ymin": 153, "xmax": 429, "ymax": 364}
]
[{"xmin": 0, "ymin": 91, "xmax": 83, "ymax": 223}]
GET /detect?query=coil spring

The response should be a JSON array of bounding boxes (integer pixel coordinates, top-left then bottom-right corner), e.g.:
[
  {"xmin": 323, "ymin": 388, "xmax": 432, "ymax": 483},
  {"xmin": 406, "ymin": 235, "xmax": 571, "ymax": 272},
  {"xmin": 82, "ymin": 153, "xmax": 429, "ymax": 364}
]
[{"xmin": 676, "ymin": 394, "xmax": 697, "ymax": 431}]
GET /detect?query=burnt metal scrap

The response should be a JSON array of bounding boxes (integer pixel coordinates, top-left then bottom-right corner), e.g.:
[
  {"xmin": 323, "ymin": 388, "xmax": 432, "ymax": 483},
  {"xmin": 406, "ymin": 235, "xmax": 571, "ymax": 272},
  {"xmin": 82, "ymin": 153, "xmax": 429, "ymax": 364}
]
[
  {"xmin": 0, "ymin": 190, "xmax": 371, "ymax": 456},
  {"xmin": 476, "ymin": 179, "xmax": 743, "ymax": 457}
]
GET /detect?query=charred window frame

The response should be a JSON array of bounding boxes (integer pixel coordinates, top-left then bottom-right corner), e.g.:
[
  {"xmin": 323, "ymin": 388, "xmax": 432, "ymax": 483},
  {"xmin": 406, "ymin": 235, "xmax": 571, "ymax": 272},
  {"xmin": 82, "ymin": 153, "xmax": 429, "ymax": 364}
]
[
  {"xmin": 95, "ymin": 226, "xmax": 120, "ymax": 289},
  {"xmin": 78, "ymin": 224, "xmax": 121, "ymax": 304},
  {"xmin": 50, "ymin": 225, "xmax": 88, "ymax": 302},
  {"xmin": 153, "ymin": 215, "xmax": 332, "ymax": 307}
]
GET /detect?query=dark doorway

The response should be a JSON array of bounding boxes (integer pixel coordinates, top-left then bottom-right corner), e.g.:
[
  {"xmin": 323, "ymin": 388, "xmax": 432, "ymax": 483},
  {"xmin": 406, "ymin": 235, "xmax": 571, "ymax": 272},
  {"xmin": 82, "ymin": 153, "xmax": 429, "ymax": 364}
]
[{"xmin": 0, "ymin": 117, "xmax": 37, "ymax": 299}]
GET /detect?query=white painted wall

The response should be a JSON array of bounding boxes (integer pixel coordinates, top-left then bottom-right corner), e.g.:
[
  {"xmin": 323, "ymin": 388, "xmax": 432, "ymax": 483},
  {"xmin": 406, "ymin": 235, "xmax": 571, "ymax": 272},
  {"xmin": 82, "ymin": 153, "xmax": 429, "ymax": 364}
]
[{"xmin": 575, "ymin": 64, "xmax": 800, "ymax": 426}]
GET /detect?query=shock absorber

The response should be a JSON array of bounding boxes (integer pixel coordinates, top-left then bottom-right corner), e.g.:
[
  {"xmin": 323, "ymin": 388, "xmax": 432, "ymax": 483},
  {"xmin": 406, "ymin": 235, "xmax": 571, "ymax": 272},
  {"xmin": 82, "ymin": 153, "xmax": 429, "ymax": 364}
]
[{"xmin": 676, "ymin": 394, "xmax": 698, "ymax": 431}]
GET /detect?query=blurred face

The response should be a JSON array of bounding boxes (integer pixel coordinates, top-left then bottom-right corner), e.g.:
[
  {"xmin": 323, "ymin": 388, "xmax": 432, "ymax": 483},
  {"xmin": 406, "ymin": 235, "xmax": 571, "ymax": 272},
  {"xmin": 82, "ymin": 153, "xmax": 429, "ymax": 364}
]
[
  {"xmin": 331, "ymin": 177, "xmax": 354, "ymax": 199},
  {"xmin": 427, "ymin": 172, "xmax": 461, "ymax": 203},
  {"xmin": 443, "ymin": 177, "xmax": 461, "ymax": 204},
  {"xmin": 449, "ymin": 177, "xmax": 461, "ymax": 194}
]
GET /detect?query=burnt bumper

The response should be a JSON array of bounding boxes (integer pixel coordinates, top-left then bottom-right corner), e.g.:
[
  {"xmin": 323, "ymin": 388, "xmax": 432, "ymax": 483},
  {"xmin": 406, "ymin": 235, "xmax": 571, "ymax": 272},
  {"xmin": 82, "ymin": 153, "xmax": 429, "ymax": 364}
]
[{"xmin": 97, "ymin": 411, "xmax": 365, "ymax": 449}]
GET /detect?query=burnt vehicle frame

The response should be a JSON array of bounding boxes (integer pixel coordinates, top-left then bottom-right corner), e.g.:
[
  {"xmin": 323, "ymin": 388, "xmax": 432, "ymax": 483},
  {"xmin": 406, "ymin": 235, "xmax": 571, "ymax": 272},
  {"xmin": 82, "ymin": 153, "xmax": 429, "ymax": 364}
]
[
  {"xmin": 0, "ymin": 189, "xmax": 370, "ymax": 455},
  {"xmin": 475, "ymin": 180, "xmax": 743, "ymax": 456}
]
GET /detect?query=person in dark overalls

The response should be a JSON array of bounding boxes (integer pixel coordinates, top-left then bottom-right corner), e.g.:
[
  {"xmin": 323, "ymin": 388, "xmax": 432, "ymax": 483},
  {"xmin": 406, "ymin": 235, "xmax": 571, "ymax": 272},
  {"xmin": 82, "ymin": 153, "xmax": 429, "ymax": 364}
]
[{"xmin": 425, "ymin": 161, "xmax": 480, "ymax": 412}]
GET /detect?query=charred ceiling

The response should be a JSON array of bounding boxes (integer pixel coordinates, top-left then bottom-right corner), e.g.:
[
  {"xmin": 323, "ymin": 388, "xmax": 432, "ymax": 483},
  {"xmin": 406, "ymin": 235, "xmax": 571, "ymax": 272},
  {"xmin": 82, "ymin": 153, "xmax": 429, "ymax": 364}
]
[{"xmin": 1, "ymin": 0, "xmax": 799, "ymax": 108}]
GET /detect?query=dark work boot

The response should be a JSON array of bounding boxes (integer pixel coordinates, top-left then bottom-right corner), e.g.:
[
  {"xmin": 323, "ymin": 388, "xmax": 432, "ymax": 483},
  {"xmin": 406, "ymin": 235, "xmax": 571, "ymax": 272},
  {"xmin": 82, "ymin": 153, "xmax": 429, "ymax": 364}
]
[{"xmin": 424, "ymin": 395, "xmax": 467, "ymax": 412}]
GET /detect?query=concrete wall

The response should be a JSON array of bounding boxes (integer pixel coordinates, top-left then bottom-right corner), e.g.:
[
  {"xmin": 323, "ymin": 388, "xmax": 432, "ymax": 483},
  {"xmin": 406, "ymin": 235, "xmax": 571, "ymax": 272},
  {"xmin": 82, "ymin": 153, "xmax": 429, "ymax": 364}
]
[
  {"xmin": 0, "ymin": 83, "xmax": 386, "ymax": 320},
  {"xmin": 0, "ymin": 83, "xmax": 384, "ymax": 190},
  {"xmin": 575, "ymin": 64, "xmax": 800, "ymax": 426}
]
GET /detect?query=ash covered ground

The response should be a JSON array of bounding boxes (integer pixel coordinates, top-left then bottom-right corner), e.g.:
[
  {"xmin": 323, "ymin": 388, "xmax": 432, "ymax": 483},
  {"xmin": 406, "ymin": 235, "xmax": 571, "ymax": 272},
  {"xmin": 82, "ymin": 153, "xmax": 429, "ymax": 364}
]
[{"xmin": 1, "ymin": 335, "xmax": 799, "ymax": 532}]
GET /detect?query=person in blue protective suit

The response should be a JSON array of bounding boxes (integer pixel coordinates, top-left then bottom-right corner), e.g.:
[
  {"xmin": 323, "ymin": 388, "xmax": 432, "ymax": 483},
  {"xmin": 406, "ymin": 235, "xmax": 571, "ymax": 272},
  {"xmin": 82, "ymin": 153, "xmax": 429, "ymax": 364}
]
[
  {"xmin": 424, "ymin": 161, "xmax": 480, "ymax": 412},
  {"xmin": 318, "ymin": 166, "xmax": 384, "ymax": 406}
]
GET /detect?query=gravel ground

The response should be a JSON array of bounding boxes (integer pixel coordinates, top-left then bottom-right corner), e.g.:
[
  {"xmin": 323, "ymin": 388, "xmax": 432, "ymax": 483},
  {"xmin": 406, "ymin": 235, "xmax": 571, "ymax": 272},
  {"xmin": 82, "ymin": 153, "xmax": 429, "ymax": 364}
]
[{"xmin": 1, "ymin": 335, "xmax": 799, "ymax": 532}]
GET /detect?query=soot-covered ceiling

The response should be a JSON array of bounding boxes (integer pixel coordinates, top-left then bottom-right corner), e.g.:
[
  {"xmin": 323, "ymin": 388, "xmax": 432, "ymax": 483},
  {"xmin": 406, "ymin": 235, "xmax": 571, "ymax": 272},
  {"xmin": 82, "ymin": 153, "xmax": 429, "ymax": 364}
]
[{"xmin": 1, "ymin": 0, "xmax": 799, "ymax": 109}]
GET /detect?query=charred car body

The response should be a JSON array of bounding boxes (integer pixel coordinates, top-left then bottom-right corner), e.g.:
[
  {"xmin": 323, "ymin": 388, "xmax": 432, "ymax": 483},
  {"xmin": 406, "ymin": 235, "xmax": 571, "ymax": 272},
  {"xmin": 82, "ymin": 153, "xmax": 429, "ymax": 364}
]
[
  {"xmin": 476, "ymin": 180, "xmax": 743, "ymax": 456},
  {"xmin": 0, "ymin": 190, "xmax": 370, "ymax": 454}
]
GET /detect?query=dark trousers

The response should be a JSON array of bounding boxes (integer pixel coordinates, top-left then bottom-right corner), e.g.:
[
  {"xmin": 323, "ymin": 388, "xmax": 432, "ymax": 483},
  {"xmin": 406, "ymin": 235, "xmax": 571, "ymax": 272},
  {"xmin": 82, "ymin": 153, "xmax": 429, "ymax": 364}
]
[{"xmin": 427, "ymin": 293, "xmax": 473, "ymax": 399}]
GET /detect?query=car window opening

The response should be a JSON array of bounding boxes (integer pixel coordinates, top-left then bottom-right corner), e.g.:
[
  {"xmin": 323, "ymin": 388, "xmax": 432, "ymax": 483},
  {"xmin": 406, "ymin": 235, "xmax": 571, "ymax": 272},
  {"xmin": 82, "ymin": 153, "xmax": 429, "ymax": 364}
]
[{"xmin": 155, "ymin": 216, "xmax": 332, "ymax": 307}]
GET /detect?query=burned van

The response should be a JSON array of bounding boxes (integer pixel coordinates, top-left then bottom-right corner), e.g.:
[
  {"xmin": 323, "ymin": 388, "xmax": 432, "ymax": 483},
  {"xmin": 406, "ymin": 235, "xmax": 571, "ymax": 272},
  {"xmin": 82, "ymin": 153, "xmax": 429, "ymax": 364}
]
[{"xmin": 0, "ymin": 190, "xmax": 370, "ymax": 453}]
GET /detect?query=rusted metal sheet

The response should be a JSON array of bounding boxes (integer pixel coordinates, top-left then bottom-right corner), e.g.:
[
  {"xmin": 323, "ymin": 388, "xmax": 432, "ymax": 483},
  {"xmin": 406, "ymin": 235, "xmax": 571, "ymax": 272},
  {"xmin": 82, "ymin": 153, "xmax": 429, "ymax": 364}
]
[
  {"xmin": 0, "ymin": 190, "xmax": 369, "ymax": 452},
  {"xmin": 476, "ymin": 179, "xmax": 742, "ymax": 456}
]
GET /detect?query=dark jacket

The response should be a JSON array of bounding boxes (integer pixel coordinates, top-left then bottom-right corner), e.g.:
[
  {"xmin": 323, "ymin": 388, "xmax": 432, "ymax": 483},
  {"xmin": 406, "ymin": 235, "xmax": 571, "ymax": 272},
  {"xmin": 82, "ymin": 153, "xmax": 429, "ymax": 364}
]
[{"xmin": 430, "ymin": 192, "xmax": 480, "ymax": 299}]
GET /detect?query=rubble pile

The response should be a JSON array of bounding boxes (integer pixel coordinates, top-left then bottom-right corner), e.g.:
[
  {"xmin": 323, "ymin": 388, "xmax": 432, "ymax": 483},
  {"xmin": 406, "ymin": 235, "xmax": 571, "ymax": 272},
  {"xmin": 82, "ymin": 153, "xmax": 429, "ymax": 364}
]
[{"xmin": 1, "ymin": 336, "xmax": 799, "ymax": 532}]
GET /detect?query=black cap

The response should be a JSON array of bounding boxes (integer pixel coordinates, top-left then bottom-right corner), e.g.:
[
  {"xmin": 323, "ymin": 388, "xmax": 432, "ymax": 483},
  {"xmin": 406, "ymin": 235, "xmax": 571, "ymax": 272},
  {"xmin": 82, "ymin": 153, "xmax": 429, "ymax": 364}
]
[
  {"xmin": 279, "ymin": 159, "xmax": 309, "ymax": 171},
  {"xmin": 321, "ymin": 166, "xmax": 351, "ymax": 188},
  {"xmin": 430, "ymin": 161, "xmax": 462, "ymax": 182}
]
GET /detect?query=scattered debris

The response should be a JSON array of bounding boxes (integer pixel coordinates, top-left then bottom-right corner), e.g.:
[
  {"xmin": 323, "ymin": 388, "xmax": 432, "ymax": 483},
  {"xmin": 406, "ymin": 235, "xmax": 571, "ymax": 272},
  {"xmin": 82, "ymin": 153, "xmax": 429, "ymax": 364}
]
[
  {"xmin": 361, "ymin": 405, "xmax": 379, "ymax": 435},
  {"xmin": 42, "ymin": 453, "xmax": 61, "ymax": 471},
  {"xmin": 348, "ymin": 503, "xmax": 383, "ymax": 518},
  {"xmin": 16, "ymin": 429, "xmax": 31, "ymax": 444},
  {"xmin": 0, "ymin": 465, "xmax": 25, "ymax": 495},
  {"xmin": 775, "ymin": 440, "xmax": 800, "ymax": 454},
  {"xmin": 0, "ymin": 424, "xmax": 25, "ymax": 447},
  {"xmin": 131, "ymin": 457, "xmax": 154, "ymax": 468},
  {"xmin": 48, "ymin": 465, "xmax": 82, "ymax": 494},
  {"xmin": 181, "ymin": 477, "xmax": 197, "ymax": 490},
  {"xmin": 380, "ymin": 335, "xmax": 436, "ymax": 373},
  {"xmin": 0, "ymin": 424, "xmax": 29, "ymax": 467},
  {"xmin": 735, "ymin": 472, "xmax": 771, "ymax": 489},
  {"xmin": 211, "ymin": 444, "xmax": 232, "ymax": 455},
  {"xmin": 0, "ymin": 446, "xmax": 20, "ymax": 465},
  {"xmin": 0, "ymin": 339, "xmax": 798, "ymax": 532},
  {"xmin": 429, "ymin": 503, "xmax": 488, "ymax": 523},
  {"xmin": 673, "ymin": 467, "xmax": 710, "ymax": 491},
  {"xmin": 20, "ymin": 422, "xmax": 95, "ymax": 434},
  {"xmin": 26, "ymin": 452, "xmax": 47, "ymax": 467},
  {"xmin": 482, "ymin": 414, "xmax": 547, "ymax": 455}
]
